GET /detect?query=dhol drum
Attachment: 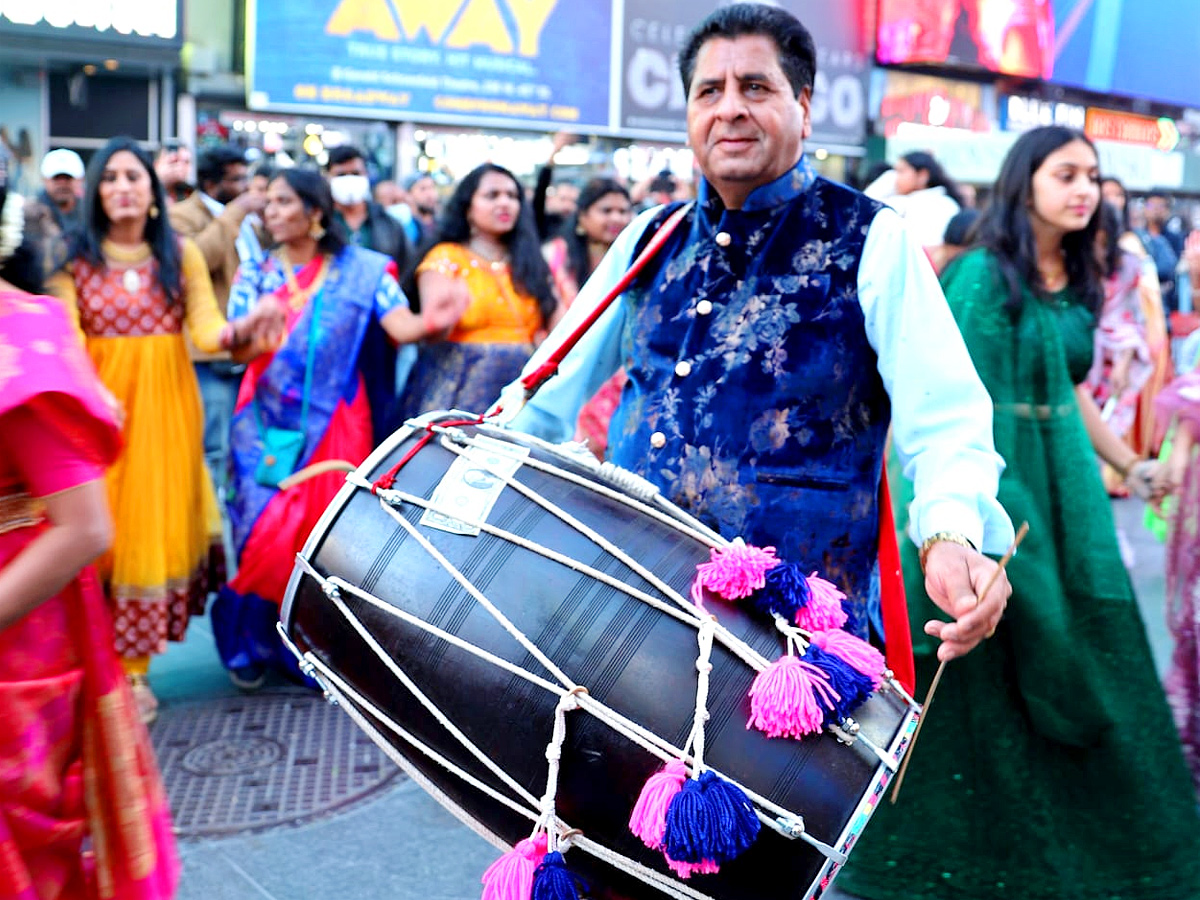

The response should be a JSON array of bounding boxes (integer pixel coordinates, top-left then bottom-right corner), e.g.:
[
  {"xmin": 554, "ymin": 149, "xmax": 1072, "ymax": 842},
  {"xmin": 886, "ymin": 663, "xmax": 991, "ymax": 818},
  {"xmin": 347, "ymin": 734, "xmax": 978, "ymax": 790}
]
[{"xmin": 281, "ymin": 412, "xmax": 920, "ymax": 900}]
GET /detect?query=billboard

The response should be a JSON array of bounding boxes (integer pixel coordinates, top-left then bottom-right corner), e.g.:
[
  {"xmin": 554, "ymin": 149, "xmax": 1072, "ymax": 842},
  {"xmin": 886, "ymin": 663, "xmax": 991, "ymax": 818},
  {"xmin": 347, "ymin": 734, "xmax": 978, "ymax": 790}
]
[
  {"xmin": 618, "ymin": 0, "xmax": 871, "ymax": 146},
  {"xmin": 1052, "ymin": 0, "xmax": 1200, "ymax": 110},
  {"xmin": 0, "ymin": 1, "xmax": 181, "ymax": 49},
  {"xmin": 876, "ymin": 0, "xmax": 1053, "ymax": 77},
  {"xmin": 247, "ymin": 0, "xmax": 614, "ymax": 131},
  {"xmin": 248, "ymin": 0, "xmax": 871, "ymax": 145},
  {"xmin": 877, "ymin": 1, "xmax": 1200, "ymax": 109}
]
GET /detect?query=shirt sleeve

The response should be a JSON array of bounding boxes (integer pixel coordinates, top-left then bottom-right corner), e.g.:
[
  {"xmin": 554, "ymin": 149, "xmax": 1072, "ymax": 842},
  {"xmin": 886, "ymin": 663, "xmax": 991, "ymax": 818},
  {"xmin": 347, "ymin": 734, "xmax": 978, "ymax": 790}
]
[
  {"xmin": 1, "ymin": 405, "xmax": 105, "ymax": 497},
  {"xmin": 45, "ymin": 268, "xmax": 86, "ymax": 341},
  {"xmin": 506, "ymin": 208, "xmax": 661, "ymax": 442},
  {"xmin": 180, "ymin": 238, "xmax": 227, "ymax": 353},
  {"xmin": 858, "ymin": 207, "xmax": 1015, "ymax": 555},
  {"xmin": 373, "ymin": 270, "xmax": 410, "ymax": 319}
]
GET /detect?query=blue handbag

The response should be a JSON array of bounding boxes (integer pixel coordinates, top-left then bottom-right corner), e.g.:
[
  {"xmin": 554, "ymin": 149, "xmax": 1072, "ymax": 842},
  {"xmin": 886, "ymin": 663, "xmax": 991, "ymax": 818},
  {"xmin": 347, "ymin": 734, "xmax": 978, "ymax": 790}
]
[{"xmin": 253, "ymin": 286, "xmax": 322, "ymax": 488}]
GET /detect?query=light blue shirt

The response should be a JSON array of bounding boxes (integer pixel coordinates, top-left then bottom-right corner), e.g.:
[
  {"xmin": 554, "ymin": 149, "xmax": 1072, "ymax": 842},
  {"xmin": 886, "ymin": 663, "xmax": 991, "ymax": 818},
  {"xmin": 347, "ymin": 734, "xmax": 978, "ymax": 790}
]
[{"xmin": 507, "ymin": 203, "xmax": 1015, "ymax": 555}]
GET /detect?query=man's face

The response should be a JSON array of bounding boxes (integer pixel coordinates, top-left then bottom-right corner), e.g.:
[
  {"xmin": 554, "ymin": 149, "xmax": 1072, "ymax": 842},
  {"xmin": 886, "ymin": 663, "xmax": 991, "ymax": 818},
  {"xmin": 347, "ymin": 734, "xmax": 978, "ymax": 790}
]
[
  {"xmin": 328, "ymin": 156, "xmax": 368, "ymax": 179},
  {"xmin": 409, "ymin": 176, "xmax": 439, "ymax": 215},
  {"xmin": 44, "ymin": 173, "xmax": 78, "ymax": 208},
  {"xmin": 210, "ymin": 162, "xmax": 249, "ymax": 205},
  {"xmin": 686, "ymin": 34, "xmax": 810, "ymax": 209},
  {"xmin": 1145, "ymin": 195, "xmax": 1170, "ymax": 227}
]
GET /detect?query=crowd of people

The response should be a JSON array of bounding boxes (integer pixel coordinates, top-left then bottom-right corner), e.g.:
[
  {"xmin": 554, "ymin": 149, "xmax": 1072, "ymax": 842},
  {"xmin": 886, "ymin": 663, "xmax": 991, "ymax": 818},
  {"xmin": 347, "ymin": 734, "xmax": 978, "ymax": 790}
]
[{"xmin": 3, "ymin": 3, "xmax": 1200, "ymax": 898}]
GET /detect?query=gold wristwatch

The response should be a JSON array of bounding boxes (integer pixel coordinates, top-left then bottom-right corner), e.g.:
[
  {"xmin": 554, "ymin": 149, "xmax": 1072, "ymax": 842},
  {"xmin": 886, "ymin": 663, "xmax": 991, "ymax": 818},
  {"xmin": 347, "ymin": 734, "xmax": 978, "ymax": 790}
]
[{"xmin": 918, "ymin": 531, "xmax": 977, "ymax": 572}]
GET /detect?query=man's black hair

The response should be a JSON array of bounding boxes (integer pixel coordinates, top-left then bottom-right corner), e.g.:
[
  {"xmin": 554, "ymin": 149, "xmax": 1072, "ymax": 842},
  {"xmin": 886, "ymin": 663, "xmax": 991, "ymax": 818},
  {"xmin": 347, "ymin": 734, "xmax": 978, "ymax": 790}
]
[
  {"xmin": 196, "ymin": 146, "xmax": 248, "ymax": 190},
  {"xmin": 325, "ymin": 145, "xmax": 365, "ymax": 170},
  {"xmin": 678, "ymin": 3, "xmax": 816, "ymax": 98}
]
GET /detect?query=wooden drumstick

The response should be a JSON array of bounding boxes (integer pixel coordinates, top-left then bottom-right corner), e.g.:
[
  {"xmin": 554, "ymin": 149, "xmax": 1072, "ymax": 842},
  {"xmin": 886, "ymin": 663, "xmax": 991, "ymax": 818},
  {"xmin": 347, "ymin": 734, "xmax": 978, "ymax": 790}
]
[{"xmin": 889, "ymin": 521, "xmax": 1028, "ymax": 804}]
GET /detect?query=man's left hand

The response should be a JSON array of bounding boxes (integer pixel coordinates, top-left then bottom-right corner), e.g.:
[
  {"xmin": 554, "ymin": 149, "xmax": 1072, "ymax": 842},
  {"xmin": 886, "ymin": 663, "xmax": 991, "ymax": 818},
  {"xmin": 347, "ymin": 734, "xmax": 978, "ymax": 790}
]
[{"xmin": 921, "ymin": 542, "xmax": 1011, "ymax": 662}]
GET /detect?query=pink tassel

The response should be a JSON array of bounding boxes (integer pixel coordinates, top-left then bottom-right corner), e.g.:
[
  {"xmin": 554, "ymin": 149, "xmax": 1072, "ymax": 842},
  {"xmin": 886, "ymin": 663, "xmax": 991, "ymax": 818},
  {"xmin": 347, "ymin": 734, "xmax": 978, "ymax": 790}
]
[
  {"xmin": 629, "ymin": 760, "xmax": 688, "ymax": 849},
  {"xmin": 665, "ymin": 856, "xmax": 721, "ymax": 879},
  {"xmin": 690, "ymin": 541, "xmax": 780, "ymax": 604},
  {"xmin": 811, "ymin": 629, "xmax": 887, "ymax": 688},
  {"xmin": 794, "ymin": 572, "xmax": 849, "ymax": 632},
  {"xmin": 481, "ymin": 833, "xmax": 549, "ymax": 900},
  {"xmin": 747, "ymin": 654, "xmax": 841, "ymax": 738}
]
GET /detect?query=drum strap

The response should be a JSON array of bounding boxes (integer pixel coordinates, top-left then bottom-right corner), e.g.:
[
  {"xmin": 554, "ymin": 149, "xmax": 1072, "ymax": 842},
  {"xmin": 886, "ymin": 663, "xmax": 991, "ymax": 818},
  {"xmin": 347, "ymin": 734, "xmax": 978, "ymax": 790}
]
[
  {"xmin": 877, "ymin": 472, "xmax": 915, "ymax": 694},
  {"xmin": 492, "ymin": 201, "xmax": 694, "ymax": 416}
]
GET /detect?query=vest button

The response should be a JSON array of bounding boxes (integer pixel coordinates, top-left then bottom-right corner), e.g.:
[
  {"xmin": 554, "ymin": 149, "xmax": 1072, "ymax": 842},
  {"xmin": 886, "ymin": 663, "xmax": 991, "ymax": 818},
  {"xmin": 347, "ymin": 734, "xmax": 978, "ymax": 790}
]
[
  {"xmin": 264, "ymin": 455, "xmax": 277, "ymax": 466},
  {"xmin": 714, "ymin": 231, "xmax": 732, "ymax": 247},
  {"xmin": 650, "ymin": 431, "xmax": 667, "ymax": 449},
  {"xmin": 696, "ymin": 300, "xmax": 713, "ymax": 316},
  {"xmin": 675, "ymin": 360, "xmax": 693, "ymax": 377}
]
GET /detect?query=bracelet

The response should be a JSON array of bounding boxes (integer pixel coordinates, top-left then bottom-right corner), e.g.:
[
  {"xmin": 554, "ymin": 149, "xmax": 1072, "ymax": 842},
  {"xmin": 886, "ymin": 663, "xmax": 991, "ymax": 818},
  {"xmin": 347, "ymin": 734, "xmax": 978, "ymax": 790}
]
[
  {"xmin": 918, "ymin": 531, "xmax": 977, "ymax": 573},
  {"xmin": 1115, "ymin": 458, "xmax": 1139, "ymax": 481}
]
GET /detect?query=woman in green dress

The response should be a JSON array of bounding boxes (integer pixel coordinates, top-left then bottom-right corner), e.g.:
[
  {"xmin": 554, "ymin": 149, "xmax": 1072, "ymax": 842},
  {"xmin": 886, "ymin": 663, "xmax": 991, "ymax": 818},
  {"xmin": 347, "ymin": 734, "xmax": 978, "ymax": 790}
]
[{"xmin": 840, "ymin": 126, "xmax": 1200, "ymax": 900}]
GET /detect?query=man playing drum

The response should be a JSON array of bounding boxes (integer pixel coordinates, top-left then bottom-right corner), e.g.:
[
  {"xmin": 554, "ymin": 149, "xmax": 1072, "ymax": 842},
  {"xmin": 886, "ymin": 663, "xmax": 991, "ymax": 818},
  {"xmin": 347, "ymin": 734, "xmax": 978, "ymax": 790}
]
[{"xmin": 506, "ymin": 3, "xmax": 1012, "ymax": 672}]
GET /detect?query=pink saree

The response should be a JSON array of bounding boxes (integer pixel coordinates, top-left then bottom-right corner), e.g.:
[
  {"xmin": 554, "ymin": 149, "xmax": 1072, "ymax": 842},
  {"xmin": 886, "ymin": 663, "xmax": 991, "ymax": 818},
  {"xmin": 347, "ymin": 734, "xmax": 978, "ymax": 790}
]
[{"xmin": 0, "ymin": 291, "xmax": 178, "ymax": 900}]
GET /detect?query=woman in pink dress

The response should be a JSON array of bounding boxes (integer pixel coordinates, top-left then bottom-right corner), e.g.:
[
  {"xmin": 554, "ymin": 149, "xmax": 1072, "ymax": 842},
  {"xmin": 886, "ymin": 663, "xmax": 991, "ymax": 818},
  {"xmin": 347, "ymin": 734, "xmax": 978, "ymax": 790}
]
[
  {"xmin": 1086, "ymin": 202, "xmax": 1155, "ymax": 493},
  {"xmin": 542, "ymin": 178, "xmax": 633, "ymax": 457},
  {"xmin": 0, "ymin": 180, "xmax": 178, "ymax": 899}
]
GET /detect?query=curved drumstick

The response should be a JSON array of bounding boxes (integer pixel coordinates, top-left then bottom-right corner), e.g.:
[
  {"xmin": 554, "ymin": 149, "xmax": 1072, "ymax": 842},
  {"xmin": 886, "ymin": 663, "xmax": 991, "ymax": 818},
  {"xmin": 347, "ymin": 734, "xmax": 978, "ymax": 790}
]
[{"xmin": 889, "ymin": 521, "xmax": 1029, "ymax": 804}]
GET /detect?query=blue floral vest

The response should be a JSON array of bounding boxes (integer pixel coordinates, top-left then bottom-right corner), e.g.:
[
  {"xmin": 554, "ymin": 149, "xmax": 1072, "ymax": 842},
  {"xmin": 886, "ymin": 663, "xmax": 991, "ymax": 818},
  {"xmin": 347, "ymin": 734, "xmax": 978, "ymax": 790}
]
[{"xmin": 608, "ymin": 159, "xmax": 889, "ymax": 636}]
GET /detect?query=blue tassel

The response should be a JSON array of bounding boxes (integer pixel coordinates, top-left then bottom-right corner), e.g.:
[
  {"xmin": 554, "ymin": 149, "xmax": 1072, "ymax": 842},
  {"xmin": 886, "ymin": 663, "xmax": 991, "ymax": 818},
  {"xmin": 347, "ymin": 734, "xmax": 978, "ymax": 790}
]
[
  {"xmin": 697, "ymin": 770, "xmax": 761, "ymax": 861},
  {"xmin": 747, "ymin": 562, "xmax": 810, "ymax": 619},
  {"xmin": 805, "ymin": 644, "xmax": 874, "ymax": 724},
  {"xmin": 663, "ymin": 771, "xmax": 760, "ymax": 864},
  {"xmin": 531, "ymin": 852, "xmax": 586, "ymax": 900},
  {"xmin": 663, "ymin": 777, "xmax": 717, "ymax": 864}
]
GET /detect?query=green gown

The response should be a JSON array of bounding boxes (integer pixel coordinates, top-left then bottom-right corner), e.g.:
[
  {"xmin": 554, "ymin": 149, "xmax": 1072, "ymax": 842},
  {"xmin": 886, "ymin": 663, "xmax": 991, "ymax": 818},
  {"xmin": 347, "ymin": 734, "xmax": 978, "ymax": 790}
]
[{"xmin": 838, "ymin": 249, "xmax": 1200, "ymax": 900}]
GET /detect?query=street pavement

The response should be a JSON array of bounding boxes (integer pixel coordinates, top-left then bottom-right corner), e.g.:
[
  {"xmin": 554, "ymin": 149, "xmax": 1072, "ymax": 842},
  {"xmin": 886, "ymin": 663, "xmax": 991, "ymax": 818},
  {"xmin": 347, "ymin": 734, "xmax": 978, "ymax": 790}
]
[{"xmin": 149, "ymin": 497, "xmax": 1171, "ymax": 900}]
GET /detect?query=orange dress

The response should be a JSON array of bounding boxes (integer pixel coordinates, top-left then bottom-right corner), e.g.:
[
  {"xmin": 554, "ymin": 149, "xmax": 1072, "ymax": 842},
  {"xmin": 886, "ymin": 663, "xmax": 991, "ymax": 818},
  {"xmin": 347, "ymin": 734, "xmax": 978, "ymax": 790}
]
[
  {"xmin": 48, "ymin": 239, "xmax": 225, "ymax": 659},
  {"xmin": 398, "ymin": 242, "xmax": 544, "ymax": 420}
]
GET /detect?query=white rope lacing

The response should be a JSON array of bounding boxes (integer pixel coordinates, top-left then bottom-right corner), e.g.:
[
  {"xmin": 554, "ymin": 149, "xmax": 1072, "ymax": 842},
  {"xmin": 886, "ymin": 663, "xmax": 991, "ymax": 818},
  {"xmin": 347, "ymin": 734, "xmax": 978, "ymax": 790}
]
[
  {"xmin": 294, "ymin": 550, "xmax": 847, "ymax": 862},
  {"xmin": 289, "ymin": 424, "xmax": 912, "ymax": 880}
]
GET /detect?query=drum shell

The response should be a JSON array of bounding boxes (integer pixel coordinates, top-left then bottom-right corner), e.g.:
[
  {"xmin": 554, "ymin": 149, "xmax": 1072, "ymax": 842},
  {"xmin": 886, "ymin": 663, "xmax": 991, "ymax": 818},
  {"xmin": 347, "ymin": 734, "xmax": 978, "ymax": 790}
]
[{"xmin": 283, "ymin": 419, "xmax": 912, "ymax": 900}]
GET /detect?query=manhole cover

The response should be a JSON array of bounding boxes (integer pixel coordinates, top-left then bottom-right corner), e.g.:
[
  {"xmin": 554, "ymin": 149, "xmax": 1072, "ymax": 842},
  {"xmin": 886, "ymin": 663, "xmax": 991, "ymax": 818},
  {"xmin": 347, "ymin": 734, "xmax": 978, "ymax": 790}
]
[
  {"xmin": 150, "ymin": 689, "xmax": 403, "ymax": 838},
  {"xmin": 180, "ymin": 736, "xmax": 284, "ymax": 776}
]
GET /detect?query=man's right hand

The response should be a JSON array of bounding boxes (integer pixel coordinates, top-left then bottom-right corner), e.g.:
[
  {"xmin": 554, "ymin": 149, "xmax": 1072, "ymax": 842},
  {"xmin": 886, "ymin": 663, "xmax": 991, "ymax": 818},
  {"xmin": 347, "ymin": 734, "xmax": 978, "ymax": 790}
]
[{"xmin": 231, "ymin": 191, "xmax": 267, "ymax": 216}]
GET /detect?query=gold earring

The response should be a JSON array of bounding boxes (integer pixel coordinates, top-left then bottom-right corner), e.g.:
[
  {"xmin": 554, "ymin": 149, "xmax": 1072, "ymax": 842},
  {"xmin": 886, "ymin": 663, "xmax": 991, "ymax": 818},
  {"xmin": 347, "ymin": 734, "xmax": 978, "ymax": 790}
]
[
  {"xmin": 149, "ymin": 204, "xmax": 160, "ymax": 219},
  {"xmin": 575, "ymin": 224, "xmax": 586, "ymax": 236},
  {"xmin": 309, "ymin": 221, "xmax": 326, "ymax": 240}
]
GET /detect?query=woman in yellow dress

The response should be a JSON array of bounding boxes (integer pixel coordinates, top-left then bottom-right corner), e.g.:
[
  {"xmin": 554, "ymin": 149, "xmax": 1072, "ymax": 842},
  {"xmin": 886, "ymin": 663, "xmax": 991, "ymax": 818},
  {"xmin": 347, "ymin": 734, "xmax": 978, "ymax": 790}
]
[
  {"xmin": 397, "ymin": 162, "xmax": 559, "ymax": 420},
  {"xmin": 48, "ymin": 136, "xmax": 280, "ymax": 721}
]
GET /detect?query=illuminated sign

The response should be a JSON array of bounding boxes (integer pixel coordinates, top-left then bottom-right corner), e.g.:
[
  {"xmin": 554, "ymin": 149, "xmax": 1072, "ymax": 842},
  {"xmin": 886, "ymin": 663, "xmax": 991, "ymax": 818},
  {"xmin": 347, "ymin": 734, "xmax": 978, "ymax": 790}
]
[
  {"xmin": 1001, "ymin": 96, "xmax": 1086, "ymax": 132},
  {"xmin": 0, "ymin": 1, "xmax": 177, "ymax": 40},
  {"xmin": 878, "ymin": 72, "xmax": 989, "ymax": 138},
  {"xmin": 1085, "ymin": 108, "xmax": 1180, "ymax": 152},
  {"xmin": 248, "ymin": 0, "xmax": 612, "ymax": 131}
]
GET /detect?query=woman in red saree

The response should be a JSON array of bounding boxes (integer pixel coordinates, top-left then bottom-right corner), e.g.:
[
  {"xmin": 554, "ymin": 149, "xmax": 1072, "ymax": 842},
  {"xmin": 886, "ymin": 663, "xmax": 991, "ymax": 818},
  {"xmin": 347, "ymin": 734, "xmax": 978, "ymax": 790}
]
[
  {"xmin": 213, "ymin": 169, "xmax": 458, "ymax": 687},
  {"xmin": 0, "ymin": 183, "xmax": 178, "ymax": 899}
]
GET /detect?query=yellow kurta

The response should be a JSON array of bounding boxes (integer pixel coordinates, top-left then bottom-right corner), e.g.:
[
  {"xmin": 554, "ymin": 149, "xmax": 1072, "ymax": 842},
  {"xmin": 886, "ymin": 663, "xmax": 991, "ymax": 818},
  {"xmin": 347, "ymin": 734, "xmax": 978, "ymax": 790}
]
[{"xmin": 48, "ymin": 238, "xmax": 227, "ymax": 659}]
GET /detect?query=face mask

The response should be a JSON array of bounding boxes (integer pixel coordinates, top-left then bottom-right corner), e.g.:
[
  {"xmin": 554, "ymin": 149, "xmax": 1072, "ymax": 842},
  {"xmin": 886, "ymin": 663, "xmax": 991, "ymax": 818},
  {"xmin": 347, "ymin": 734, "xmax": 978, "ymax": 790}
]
[{"xmin": 330, "ymin": 174, "xmax": 370, "ymax": 206}]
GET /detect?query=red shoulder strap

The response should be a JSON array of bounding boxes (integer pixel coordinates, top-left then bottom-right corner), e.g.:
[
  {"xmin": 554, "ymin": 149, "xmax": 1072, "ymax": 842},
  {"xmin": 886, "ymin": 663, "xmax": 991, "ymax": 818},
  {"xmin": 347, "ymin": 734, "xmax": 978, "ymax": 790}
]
[
  {"xmin": 878, "ymin": 470, "xmax": 915, "ymax": 694},
  {"xmin": 516, "ymin": 202, "xmax": 694, "ymax": 400}
]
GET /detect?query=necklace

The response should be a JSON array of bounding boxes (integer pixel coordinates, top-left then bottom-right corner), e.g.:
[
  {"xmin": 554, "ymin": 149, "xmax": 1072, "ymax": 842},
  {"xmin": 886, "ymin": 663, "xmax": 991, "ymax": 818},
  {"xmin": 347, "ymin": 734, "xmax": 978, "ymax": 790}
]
[
  {"xmin": 279, "ymin": 248, "xmax": 330, "ymax": 312},
  {"xmin": 467, "ymin": 238, "xmax": 509, "ymax": 266},
  {"xmin": 122, "ymin": 268, "xmax": 141, "ymax": 293}
]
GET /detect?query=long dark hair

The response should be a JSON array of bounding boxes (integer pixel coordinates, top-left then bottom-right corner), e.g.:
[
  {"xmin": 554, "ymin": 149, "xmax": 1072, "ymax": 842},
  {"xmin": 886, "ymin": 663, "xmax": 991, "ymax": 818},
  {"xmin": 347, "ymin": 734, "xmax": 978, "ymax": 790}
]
[
  {"xmin": 268, "ymin": 168, "xmax": 346, "ymax": 257},
  {"xmin": 0, "ymin": 179, "xmax": 43, "ymax": 295},
  {"xmin": 1096, "ymin": 201, "xmax": 1123, "ymax": 279},
  {"xmin": 560, "ymin": 178, "xmax": 631, "ymax": 285},
  {"xmin": 901, "ymin": 151, "xmax": 965, "ymax": 207},
  {"xmin": 78, "ymin": 136, "xmax": 182, "ymax": 303},
  {"xmin": 972, "ymin": 126, "xmax": 1102, "ymax": 316},
  {"xmin": 426, "ymin": 163, "xmax": 556, "ymax": 323}
]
